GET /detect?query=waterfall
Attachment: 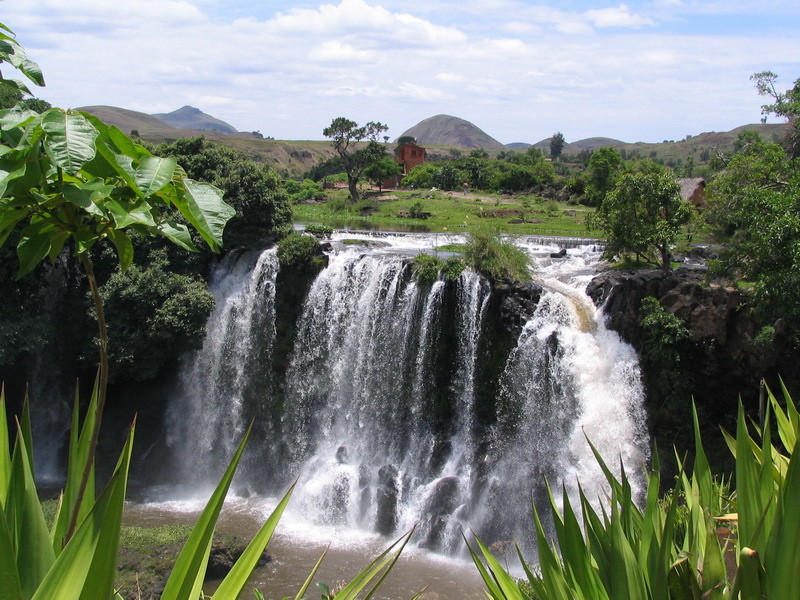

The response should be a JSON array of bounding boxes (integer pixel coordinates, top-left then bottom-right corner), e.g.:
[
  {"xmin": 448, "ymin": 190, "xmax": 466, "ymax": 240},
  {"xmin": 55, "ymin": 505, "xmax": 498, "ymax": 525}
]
[
  {"xmin": 164, "ymin": 236, "xmax": 649, "ymax": 556},
  {"xmin": 167, "ymin": 247, "xmax": 279, "ymax": 486}
]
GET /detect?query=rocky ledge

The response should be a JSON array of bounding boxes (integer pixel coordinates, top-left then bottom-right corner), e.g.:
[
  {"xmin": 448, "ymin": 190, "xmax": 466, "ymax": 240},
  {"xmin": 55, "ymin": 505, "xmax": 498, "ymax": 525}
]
[{"xmin": 586, "ymin": 267, "xmax": 798, "ymax": 413}]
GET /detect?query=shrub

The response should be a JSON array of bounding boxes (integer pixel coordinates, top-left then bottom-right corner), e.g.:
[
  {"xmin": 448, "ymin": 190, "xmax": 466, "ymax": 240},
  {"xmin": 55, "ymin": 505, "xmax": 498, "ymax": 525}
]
[
  {"xmin": 412, "ymin": 254, "xmax": 465, "ymax": 285},
  {"xmin": 277, "ymin": 233, "xmax": 325, "ymax": 272},
  {"xmin": 304, "ymin": 224, "xmax": 333, "ymax": 237},
  {"xmin": 463, "ymin": 229, "xmax": 531, "ymax": 283}
]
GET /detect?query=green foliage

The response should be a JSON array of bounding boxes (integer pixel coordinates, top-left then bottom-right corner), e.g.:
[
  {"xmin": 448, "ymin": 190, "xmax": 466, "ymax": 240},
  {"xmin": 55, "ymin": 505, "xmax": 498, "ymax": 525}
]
[
  {"xmin": 155, "ymin": 137, "xmax": 292, "ymax": 247},
  {"xmin": 285, "ymin": 178, "xmax": 325, "ymax": 203},
  {"xmin": 412, "ymin": 253, "xmax": 464, "ymax": 285},
  {"xmin": 592, "ymin": 165, "xmax": 692, "ymax": 273},
  {"xmin": 640, "ymin": 296, "xmax": 690, "ymax": 365},
  {"xmin": 752, "ymin": 71, "xmax": 800, "ymax": 157},
  {"xmin": 583, "ymin": 146, "xmax": 624, "ymax": 206},
  {"xmin": 100, "ymin": 250, "xmax": 214, "ymax": 381},
  {"xmin": 408, "ymin": 200, "xmax": 427, "ymax": 219},
  {"xmin": 470, "ymin": 385, "xmax": 800, "ymax": 600},
  {"xmin": 323, "ymin": 117, "xmax": 389, "ymax": 202},
  {"xmin": 705, "ymin": 131, "xmax": 800, "ymax": 337},
  {"xmin": 402, "ymin": 164, "xmax": 437, "ymax": 189},
  {"xmin": 550, "ymin": 132, "xmax": 565, "ymax": 160},
  {"xmin": 463, "ymin": 229, "xmax": 531, "ymax": 283},
  {"xmin": 363, "ymin": 156, "xmax": 402, "ymax": 190},
  {"xmin": 277, "ymin": 232, "xmax": 324, "ymax": 273},
  {"xmin": 304, "ymin": 224, "xmax": 333, "ymax": 237}
]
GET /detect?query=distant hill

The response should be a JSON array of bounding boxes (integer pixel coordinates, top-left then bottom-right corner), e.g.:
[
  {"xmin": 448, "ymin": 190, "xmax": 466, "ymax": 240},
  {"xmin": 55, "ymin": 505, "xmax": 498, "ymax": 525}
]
[
  {"xmin": 529, "ymin": 136, "xmax": 627, "ymax": 155},
  {"xmin": 153, "ymin": 105, "xmax": 238, "ymax": 134},
  {"xmin": 78, "ymin": 105, "xmax": 262, "ymax": 142},
  {"xmin": 399, "ymin": 115, "xmax": 506, "ymax": 151}
]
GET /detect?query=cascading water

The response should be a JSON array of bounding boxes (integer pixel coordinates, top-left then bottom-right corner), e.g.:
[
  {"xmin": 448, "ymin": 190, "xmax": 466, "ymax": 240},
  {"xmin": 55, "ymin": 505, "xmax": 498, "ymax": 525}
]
[
  {"xmin": 164, "ymin": 233, "xmax": 649, "ymax": 557},
  {"xmin": 167, "ymin": 247, "xmax": 279, "ymax": 486}
]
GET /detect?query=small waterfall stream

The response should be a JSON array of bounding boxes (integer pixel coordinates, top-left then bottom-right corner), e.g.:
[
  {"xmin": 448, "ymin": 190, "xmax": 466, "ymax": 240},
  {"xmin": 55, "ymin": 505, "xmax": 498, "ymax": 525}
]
[{"xmin": 163, "ymin": 233, "xmax": 649, "ymax": 556}]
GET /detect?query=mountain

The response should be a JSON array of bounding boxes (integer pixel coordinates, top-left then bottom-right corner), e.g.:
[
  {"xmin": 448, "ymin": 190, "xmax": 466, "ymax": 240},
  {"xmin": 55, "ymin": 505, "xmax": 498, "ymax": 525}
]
[
  {"xmin": 153, "ymin": 105, "xmax": 238, "ymax": 134},
  {"xmin": 399, "ymin": 115, "xmax": 506, "ymax": 151},
  {"xmin": 78, "ymin": 105, "xmax": 261, "ymax": 142}
]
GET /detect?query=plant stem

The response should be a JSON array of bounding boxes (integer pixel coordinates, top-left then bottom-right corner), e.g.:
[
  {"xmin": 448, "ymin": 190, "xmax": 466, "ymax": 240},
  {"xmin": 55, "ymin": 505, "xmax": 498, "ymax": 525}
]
[{"xmin": 64, "ymin": 251, "xmax": 109, "ymax": 543}]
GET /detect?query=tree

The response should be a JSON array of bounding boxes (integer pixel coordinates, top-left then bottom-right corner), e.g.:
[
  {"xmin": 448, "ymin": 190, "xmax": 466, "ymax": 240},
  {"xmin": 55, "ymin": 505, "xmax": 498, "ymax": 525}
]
[
  {"xmin": 364, "ymin": 156, "xmax": 402, "ymax": 192},
  {"xmin": 593, "ymin": 165, "xmax": 692, "ymax": 273},
  {"xmin": 705, "ymin": 131, "xmax": 800, "ymax": 338},
  {"xmin": 396, "ymin": 135, "xmax": 416, "ymax": 148},
  {"xmin": 323, "ymin": 117, "xmax": 389, "ymax": 202},
  {"xmin": 583, "ymin": 146, "xmax": 624, "ymax": 206},
  {"xmin": 156, "ymin": 136, "xmax": 292, "ymax": 247},
  {"xmin": 752, "ymin": 71, "xmax": 800, "ymax": 157},
  {"xmin": 550, "ymin": 132, "xmax": 565, "ymax": 160}
]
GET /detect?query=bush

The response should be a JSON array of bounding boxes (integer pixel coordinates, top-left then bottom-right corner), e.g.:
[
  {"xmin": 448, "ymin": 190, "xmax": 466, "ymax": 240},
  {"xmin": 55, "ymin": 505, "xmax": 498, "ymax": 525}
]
[
  {"xmin": 101, "ymin": 251, "xmax": 215, "ymax": 381},
  {"xmin": 412, "ymin": 254, "xmax": 465, "ymax": 285},
  {"xmin": 463, "ymin": 229, "xmax": 531, "ymax": 283},
  {"xmin": 304, "ymin": 224, "xmax": 333, "ymax": 237},
  {"xmin": 277, "ymin": 233, "xmax": 325, "ymax": 272}
]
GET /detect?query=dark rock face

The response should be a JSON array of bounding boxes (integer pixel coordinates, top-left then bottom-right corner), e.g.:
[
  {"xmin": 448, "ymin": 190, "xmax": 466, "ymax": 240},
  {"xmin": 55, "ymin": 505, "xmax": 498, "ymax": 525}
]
[
  {"xmin": 494, "ymin": 280, "xmax": 544, "ymax": 337},
  {"xmin": 375, "ymin": 464, "xmax": 400, "ymax": 536},
  {"xmin": 587, "ymin": 267, "xmax": 799, "ymax": 465},
  {"xmin": 419, "ymin": 476, "xmax": 461, "ymax": 549},
  {"xmin": 587, "ymin": 269, "xmax": 752, "ymax": 351}
]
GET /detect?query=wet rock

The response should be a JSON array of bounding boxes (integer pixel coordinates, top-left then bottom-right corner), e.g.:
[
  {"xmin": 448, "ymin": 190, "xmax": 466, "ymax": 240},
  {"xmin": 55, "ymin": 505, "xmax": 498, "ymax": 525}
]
[
  {"xmin": 549, "ymin": 248, "xmax": 567, "ymax": 258},
  {"xmin": 494, "ymin": 281, "xmax": 544, "ymax": 337},
  {"xmin": 419, "ymin": 476, "xmax": 461, "ymax": 550},
  {"xmin": 375, "ymin": 465, "xmax": 399, "ymax": 536}
]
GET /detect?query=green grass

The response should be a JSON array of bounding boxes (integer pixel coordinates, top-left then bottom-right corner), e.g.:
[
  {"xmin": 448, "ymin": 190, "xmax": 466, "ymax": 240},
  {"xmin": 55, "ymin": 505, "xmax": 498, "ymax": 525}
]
[{"xmin": 294, "ymin": 189, "xmax": 601, "ymax": 237}]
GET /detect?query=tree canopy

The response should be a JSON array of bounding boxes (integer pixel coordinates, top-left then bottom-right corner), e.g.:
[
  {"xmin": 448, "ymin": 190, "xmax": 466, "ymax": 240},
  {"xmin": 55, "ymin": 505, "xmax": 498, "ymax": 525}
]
[
  {"xmin": 550, "ymin": 132, "xmax": 565, "ymax": 160},
  {"xmin": 592, "ymin": 162, "xmax": 692, "ymax": 273},
  {"xmin": 323, "ymin": 117, "xmax": 389, "ymax": 202},
  {"xmin": 706, "ymin": 130, "xmax": 800, "ymax": 338},
  {"xmin": 583, "ymin": 146, "xmax": 624, "ymax": 206},
  {"xmin": 155, "ymin": 136, "xmax": 292, "ymax": 248}
]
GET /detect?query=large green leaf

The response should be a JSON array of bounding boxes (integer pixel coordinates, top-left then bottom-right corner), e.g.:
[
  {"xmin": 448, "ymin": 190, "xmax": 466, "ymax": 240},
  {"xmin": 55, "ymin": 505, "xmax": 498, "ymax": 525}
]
[
  {"xmin": 135, "ymin": 156, "xmax": 177, "ymax": 196},
  {"xmin": 41, "ymin": 110, "xmax": 98, "ymax": 175},
  {"xmin": 51, "ymin": 382, "xmax": 98, "ymax": 553},
  {"xmin": 331, "ymin": 529, "xmax": 414, "ymax": 600},
  {"xmin": 212, "ymin": 483, "xmax": 294, "ymax": 599},
  {"xmin": 160, "ymin": 425, "xmax": 253, "ymax": 600},
  {"xmin": 0, "ymin": 389, "xmax": 11, "ymax": 506},
  {"xmin": 172, "ymin": 179, "xmax": 234, "ymax": 252},
  {"xmin": 16, "ymin": 220, "xmax": 53, "ymax": 278},
  {"xmin": 108, "ymin": 229, "xmax": 134, "ymax": 271},
  {"xmin": 763, "ymin": 420, "xmax": 800, "ymax": 598},
  {"xmin": 0, "ymin": 512, "xmax": 24, "ymax": 600},
  {"xmin": 156, "ymin": 219, "xmax": 197, "ymax": 252}
]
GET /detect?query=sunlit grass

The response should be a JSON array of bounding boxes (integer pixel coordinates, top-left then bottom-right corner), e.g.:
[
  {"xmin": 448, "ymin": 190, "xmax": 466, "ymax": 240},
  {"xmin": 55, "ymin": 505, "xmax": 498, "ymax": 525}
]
[{"xmin": 293, "ymin": 189, "xmax": 602, "ymax": 237}]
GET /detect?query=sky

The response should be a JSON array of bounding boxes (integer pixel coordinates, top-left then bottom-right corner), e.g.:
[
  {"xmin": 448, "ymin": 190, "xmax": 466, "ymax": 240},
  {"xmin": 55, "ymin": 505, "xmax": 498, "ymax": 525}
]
[{"xmin": 3, "ymin": 0, "xmax": 799, "ymax": 144}]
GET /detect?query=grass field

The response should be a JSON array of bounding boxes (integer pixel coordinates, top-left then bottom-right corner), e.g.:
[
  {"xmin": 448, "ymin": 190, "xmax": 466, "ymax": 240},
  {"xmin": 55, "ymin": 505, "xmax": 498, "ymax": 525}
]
[{"xmin": 293, "ymin": 188, "xmax": 602, "ymax": 238}]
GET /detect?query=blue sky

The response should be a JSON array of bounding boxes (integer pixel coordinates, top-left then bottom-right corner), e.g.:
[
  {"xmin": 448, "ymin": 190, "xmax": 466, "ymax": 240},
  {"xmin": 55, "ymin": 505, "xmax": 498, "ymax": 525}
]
[{"xmin": 3, "ymin": 0, "xmax": 799, "ymax": 144}]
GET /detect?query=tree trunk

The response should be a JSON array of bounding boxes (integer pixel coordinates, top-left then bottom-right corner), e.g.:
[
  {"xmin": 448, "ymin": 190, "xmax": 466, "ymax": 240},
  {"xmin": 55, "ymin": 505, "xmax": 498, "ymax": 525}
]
[{"xmin": 348, "ymin": 176, "xmax": 359, "ymax": 203}]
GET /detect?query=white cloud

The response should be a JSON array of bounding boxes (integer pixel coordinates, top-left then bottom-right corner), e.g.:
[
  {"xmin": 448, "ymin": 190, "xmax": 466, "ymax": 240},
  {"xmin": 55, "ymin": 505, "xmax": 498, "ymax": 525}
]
[
  {"xmin": 436, "ymin": 72, "xmax": 467, "ymax": 84},
  {"xmin": 583, "ymin": 5, "xmax": 655, "ymax": 29},
  {"xmin": 309, "ymin": 41, "xmax": 376, "ymax": 62}
]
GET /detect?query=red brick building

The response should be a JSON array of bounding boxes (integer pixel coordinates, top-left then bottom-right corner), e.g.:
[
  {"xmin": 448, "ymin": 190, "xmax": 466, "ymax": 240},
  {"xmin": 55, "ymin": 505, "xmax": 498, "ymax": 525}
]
[{"xmin": 396, "ymin": 142, "xmax": 426, "ymax": 175}]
